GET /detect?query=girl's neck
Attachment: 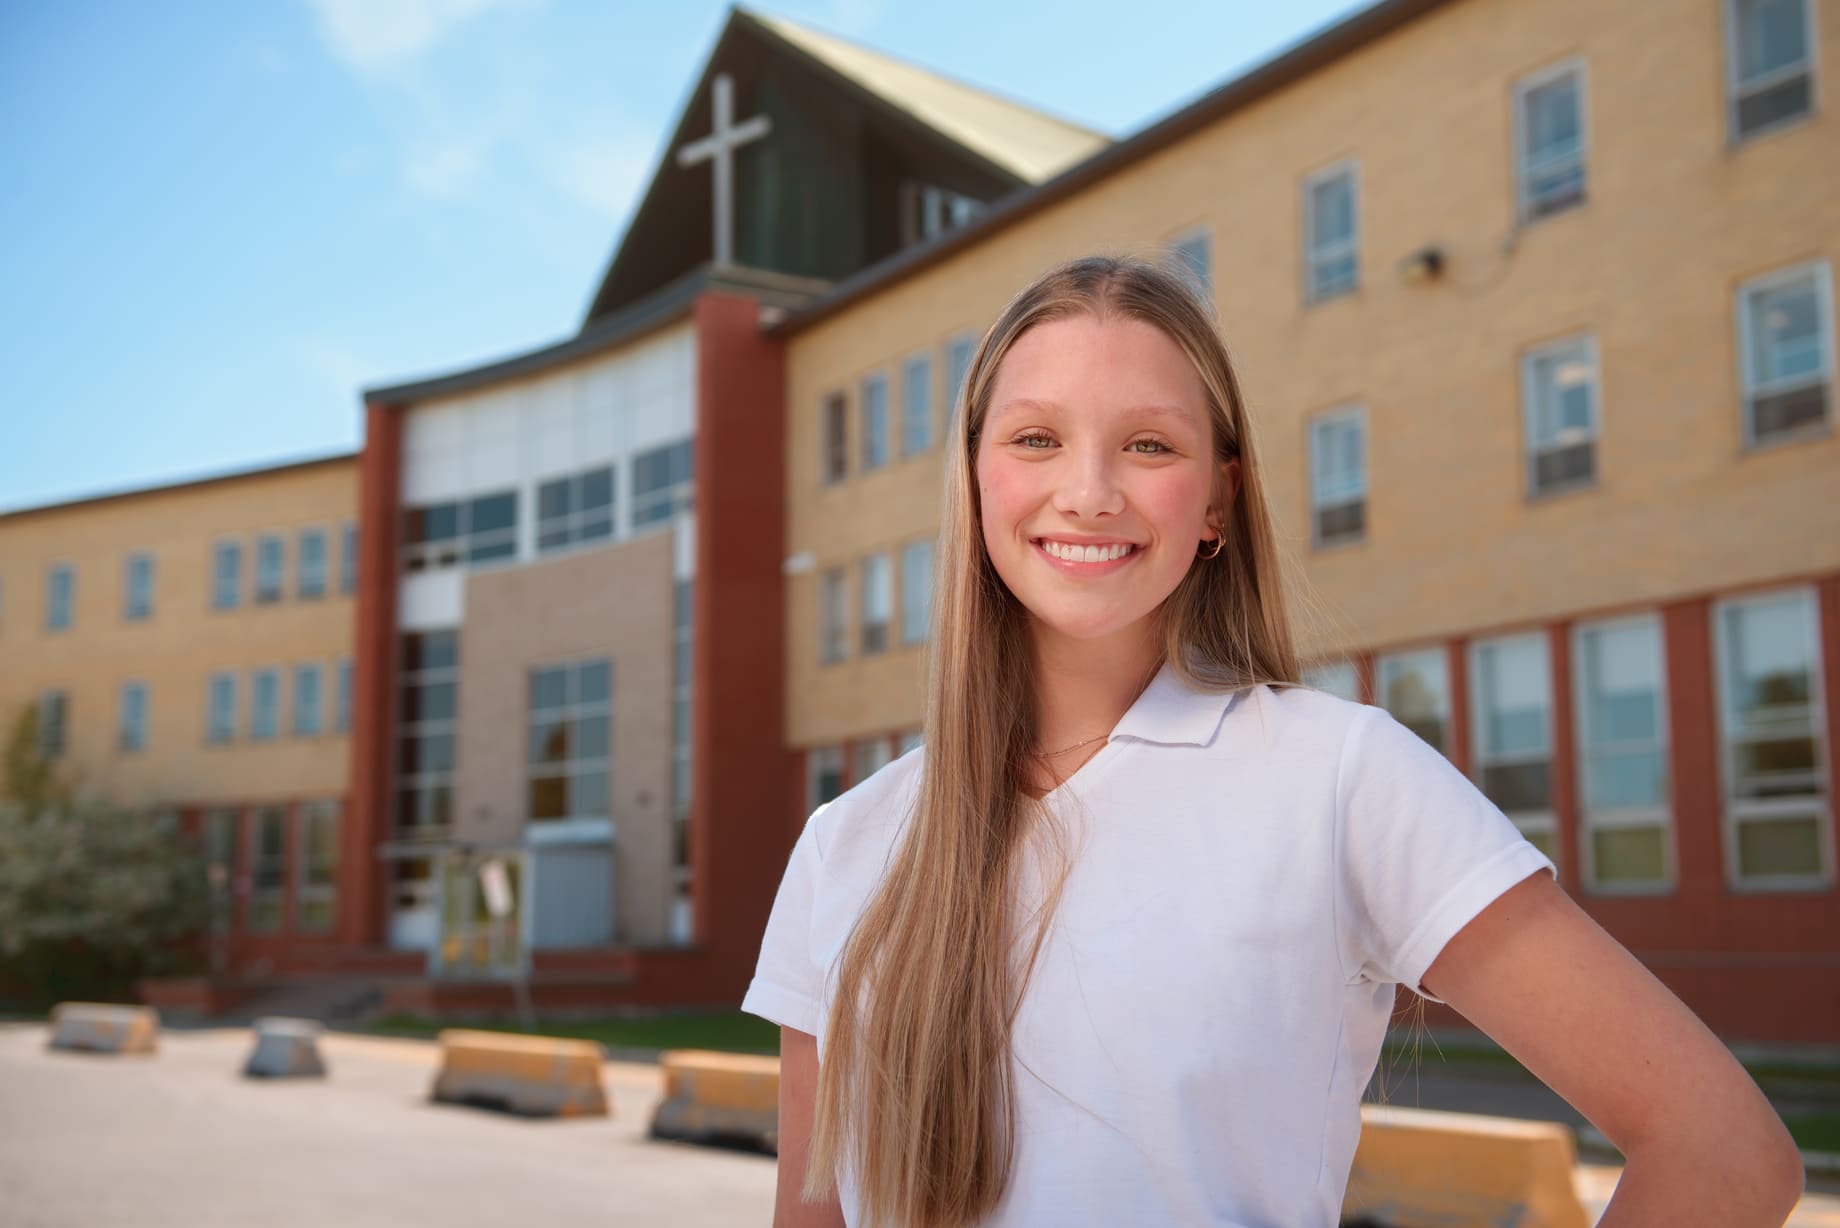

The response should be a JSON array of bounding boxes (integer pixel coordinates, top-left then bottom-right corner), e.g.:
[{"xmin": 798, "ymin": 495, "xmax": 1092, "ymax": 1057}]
[{"xmin": 1029, "ymin": 618, "xmax": 1163, "ymax": 753}]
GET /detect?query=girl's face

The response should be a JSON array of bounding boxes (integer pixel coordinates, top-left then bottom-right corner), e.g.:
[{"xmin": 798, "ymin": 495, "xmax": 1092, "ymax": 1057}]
[{"xmin": 974, "ymin": 313, "xmax": 1240, "ymax": 650}]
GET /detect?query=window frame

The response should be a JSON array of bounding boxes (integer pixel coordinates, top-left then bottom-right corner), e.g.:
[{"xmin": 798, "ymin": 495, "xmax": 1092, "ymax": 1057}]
[
  {"xmin": 1376, "ymin": 646, "xmax": 1452, "ymax": 756},
  {"xmin": 340, "ymin": 521, "xmax": 359, "ymax": 595},
  {"xmin": 297, "ymin": 527, "xmax": 329, "ymax": 600},
  {"xmin": 807, "ymin": 745, "xmax": 845, "ymax": 813},
  {"xmin": 293, "ymin": 662, "xmax": 324, "ymax": 736},
  {"xmin": 124, "ymin": 551, "xmax": 155, "ymax": 621},
  {"xmin": 1711, "ymin": 585, "xmax": 1834, "ymax": 891},
  {"xmin": 206, "ymin": 672, "xmax": 237, "ymax": 745},
  {"xmin": 900, "ymin": 538, "xmax": 933, "ymax": 648},
  {"xmin": 37, "ymin": 689, "xmax": 68, "ymax": 759},
  {"xmin": 860, "ymin": 552, "xmax": 892, "ymax": 656},
  {"xmin": 1571, "ymin": 612, "xmax": 1676, "ymax": 896},
  {"xmin": 1735, "ymin": 259, "xmax": 1835, "ymax": 451},
  {"xmin": 536, "ymin": 464, "xmax": 617, "ymax": 555},
  {"xmin": 525, "ymin": 657, "xmax": 614, "ymax": 837},
  {"xmin": 899, "ymin": 351, "xmax": 934, "ymax": 458},
  {"xmin": 1307, "ymin": 404, "xmax": 1368, "ymax": 550},
  {"xmin": 247, "ymin": 805, "xmax": 288, "ymax": 934},
  {"xmin": 249, "ymin": 667, "xmax": 282, "ymax": 741},
  {"xmin": 1519, "ymin": 331, "xmax": 1603, "ymax": 498},
  {"xmin": 1467, "ymin": 631, "xmax": 1559, "ymax": 869},
  {"xmin": 45, "ymin": 562, "xmax": 74, "ymax": 631},
  {"xmin": 860, "ymin": 371, "xmax": 890, "ymax": 473},
  {"xmin": 1167, "ymin": 224, "xmax": 1213, "ymax": 299},
  {"xmin": 942, "ymin": 332, "xmax": 977, "ymax": 430},
  {"xmin": 819, "ymin": 566, "xmax": 849, "ymax": 666},
  {"xmin": 118, "ymin": 680, "xmax": 149, "ymax": 752},
  {"xmin": 1512, "ymin": 56, "xmax": 1590, "ymax": 226},
  {"xmin": 1723, "ymin": 0, "xmax": 1820, "ymax": 144},
  {"xmin": 396, "ymin": 630, "xmax": 459, "ymax": 840},
  {"xmin": 1301, "ymin": 659, "xmax": 1360, "ymax": 701},
  {"xmin": 211, "ymin": 539, "xmax": 242, "ymax": 611},
  {"xmin": 630, "ymin": 440, "xmax": 694, "ymax": 530},
  {"xmin": 254, "ymin": 533, "xmax": 286, "ymax": 605},
  {"xmin": 1301, "ymin": 159, "xmax": 1360, "ymax": 305},
  {"xmin": 294, "ymin": 800, "xmax": 340, "ymax": 934},
  {"xmin": 820, "ymin": 391, "xmax": 849, "ymax": 486}
]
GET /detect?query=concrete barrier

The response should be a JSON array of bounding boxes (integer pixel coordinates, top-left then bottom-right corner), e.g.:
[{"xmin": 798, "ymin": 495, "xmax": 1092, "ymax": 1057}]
[
  {"xmin": 649, "ymin": 1049, "xmax": 779, "ymax": 1153},
  {"xmin": 1341, "ymin": 1104, "xmax": 1590, "ymax": 1228},
  {"xmin": 242, "ymin": 1017, "xmax": 327, "ymax": 1079},
  {"xmin": 429, "ymin": 1029, "xmax": 609, "ymax": 1118},
  {"xmin": 47, "ymin": 1002, "xmax": 160, "ymax": 1055}
]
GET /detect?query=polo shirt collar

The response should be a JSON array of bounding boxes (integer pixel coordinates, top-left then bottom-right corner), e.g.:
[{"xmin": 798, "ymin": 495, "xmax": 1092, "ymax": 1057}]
[{"xmin": 1109, "ymin": 658, "xmax": 1242, "ymax": 748}]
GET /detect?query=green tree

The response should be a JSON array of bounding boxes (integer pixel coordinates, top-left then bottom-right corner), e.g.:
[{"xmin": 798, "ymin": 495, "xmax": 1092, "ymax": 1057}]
[{"xmin": 0, "ymin": 707, "xmax": 210, "ymax": 1004}]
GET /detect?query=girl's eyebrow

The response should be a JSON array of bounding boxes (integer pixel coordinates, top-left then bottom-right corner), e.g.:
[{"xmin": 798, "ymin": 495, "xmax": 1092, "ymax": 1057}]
[{"xmin": 989, "ymin": 397, "xmax": 1199, "ymax": 429}]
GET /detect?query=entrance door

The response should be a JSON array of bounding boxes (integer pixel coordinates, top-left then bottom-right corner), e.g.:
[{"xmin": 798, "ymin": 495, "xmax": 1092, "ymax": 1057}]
[{"xmin": 387, "ymin": 856, "xmax": 438, "ymax": 951}]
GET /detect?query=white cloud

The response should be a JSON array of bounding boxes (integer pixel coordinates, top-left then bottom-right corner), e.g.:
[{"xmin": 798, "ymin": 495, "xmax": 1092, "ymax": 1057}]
[
  {"xmin": 404, "ymin": 138, "xmax": 492, "ymax": 200},
  {"xmin": 292, "ymin": 336, "xmax": 378, "ymax": 401},
  {"xmin": 535, "ymin": 130, "xmax": 654, "ymax": 220},
  {"xmin": 824, "ymin": 0, "xmax": 883, "ymax": 37},
  {"xmin": 304, "ymin": 0, "xmax": 530, "ymax": 73}
]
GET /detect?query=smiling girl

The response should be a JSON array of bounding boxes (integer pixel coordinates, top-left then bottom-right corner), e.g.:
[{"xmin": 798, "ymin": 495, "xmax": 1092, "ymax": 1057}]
[{"xmin": 743, "ymin": 255, "xmax": 1803, "ymax": 1227}]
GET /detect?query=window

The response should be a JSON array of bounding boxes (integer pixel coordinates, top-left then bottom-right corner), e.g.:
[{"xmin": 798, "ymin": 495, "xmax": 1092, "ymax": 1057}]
[
  {"xmin": 206, "ymin": 673, "xmax": 237, "ymax": 744},
  {"xmin": 1514, "ymin": 60, "xmax": 1588, "ymax": 223},
  {"xmin": 1738, "ymin": 261, "xmax": 1834, "ymax": 447},
  {"xmin": 248, "ymin": 806, "xmax": 287, "ymax": 933},
  {"xmin": 900, "ymin": 540, "xmax": 933, "ymax": 647},
  {"xmin": 861, "ymin": 553, "xmax": 892, "ymax": 655},
  {"xmin": 861, "ymin": 373, "xmax": 889, "ymax": 472},
  {"xmin": 672, "ymin": 580, "xmax": 693, "ymax": 822},
  {"xmin": 1168, "ymin": 228, "xmax": 1212, "ymax": 298},
  {"xmin": 1726, "ymin": 0, "xmax": 1815, "ymax": 141},
  {"xmin": 1713, "ymin": 588, "xmax": 1831, "ymax": 887},
  {"xmin": 212, "ymin": 541, "xmax": 241, "ymax": 610},
  {"xmin": 37, "ymin": 690, "xmax": 67, "ymax": 759},
  {"xmin": 340, "ymin": 521, "xmax": 358, "ymax": 594},
  {"xmin": 902, "ymin": 182, "xmax": 981, "ymax": 245},
  {"xmin": 46, "ymin": 563, "xmax": 73, "ymax": 631},
  {"xmin": 297, "ymin": 529, "xmax": 327, "ymax": 599},
  {"xmin": 255, "ymin": 534, "xmax": 285, "ymax": 604},
  {"xmin": 202, "ymin": 807, "xmax": 240, "ymax": 923},
  {"xmin": 295, "ymin": 800, "xmax": 339, "ymax": 934},
  {"xmin": 821, "ymin": 392, "xmax": 849, "ymax": 485},
  {"xmin": 250, "ymin": 668, "xmax": 281, "ymax": 741},
  {"xmin": 397, "ymin": 630, "xmax": 458, "ymax": 838},
  {"xmin": 901, "ymin": 354, "xmax": 933, "ymax": 457},
  {"xmin": 538, "ymin": 465, "xmax": 616, "ymax": 553},
  {"xmin": 1469, "ymin": 633, "xmax": 1558, "ymax": 865},
  {"xmin": 819, "ymin": 567, "xmax": 849, "ymax": 665},
  {"xmin": 809, "ymin": 746, "xmax": 845, "ymax": 812},
  {"xmin": 1573, "ymin": 615, "xmax": 1672, "ymax": 892},
  {"xmin": 1377, "ymin": 647, "xmax": 1450, "ymax": 755},
  {"xmin": 1302, "ymin": 660, "xmax": 1359, "ymax": 701},
  {"xmin": 1309, "ymin": 407, "xmax": 1366, "ymax": 548},
  {"xmin": 293, "ymin": 664, "xmax": 323, "ymax": 736},
  {"xmin": 527, "ymin": 658, "xmax": 612, "ymax": 826},
  {"xmin": 124, "ymin": 552, "xmax": 154, "ymax": 621},
  {"xmin": 853, "ymin": 737, "xmax": 891, "ymax": 784},
  {"xmin": 897, "ymin": 730, "xmax": 924, "ymax": 756},
  {"xmin": 118, "ymin": 682, "xmax": 148, "ymax": 752},
  {"xmin": 335, "ymin": 659, "xmax": 353, "ymax": 734},
  {"xmin": 401, "ymin": 491, "xmax": 518, "ymax": 571},
  {"xmin": 943, "ymin": 333, "xmax": 976, "ymax": 428},
  {"xmin": 1522, "ymin": 334, "xmax": 1600, "ymax": 495},
  {"xmin": 1303, "ymin": 162, "xmax": 1358, "ymax": 303},
  {"xmin": 632, "ymin": 440, "xmax": 694, "ymax": 528}
]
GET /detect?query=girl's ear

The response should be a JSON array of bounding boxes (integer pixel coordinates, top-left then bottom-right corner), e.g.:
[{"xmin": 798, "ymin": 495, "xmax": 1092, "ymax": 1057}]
[{"xmin": 1210, "ymin": 458, "xmax": 1244, "ymax": 530}]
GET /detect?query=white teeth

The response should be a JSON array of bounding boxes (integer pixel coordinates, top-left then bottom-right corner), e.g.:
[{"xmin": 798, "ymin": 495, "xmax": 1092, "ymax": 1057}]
[{"xmin": 1039, "ymin": 540, "xmax": 1134, "ymax": 562}]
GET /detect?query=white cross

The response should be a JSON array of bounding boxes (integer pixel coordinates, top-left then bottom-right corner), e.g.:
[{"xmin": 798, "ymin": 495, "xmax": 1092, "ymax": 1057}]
[{"xmin": 676, "ymin": 73, "xmax": 772, "ymax": 268}]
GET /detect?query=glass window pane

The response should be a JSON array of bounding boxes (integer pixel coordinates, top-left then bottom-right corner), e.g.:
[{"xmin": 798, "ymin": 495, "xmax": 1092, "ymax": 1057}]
[
  {"xmin": 581, "ymin": 467, "xmax": 614, "ymax": 510},
  {"xmin": 530, "ymin": 668, "xmax": 568, "ymax": 712},
  {"xmin": 575, "ymin": 715, "xmax": 610, "ymax": 760},
  {"xmin": 1749, "ymin": 278, "xmax": 1822, "ymax": 385},
  {"xmin": 529, "ymin": 776, "xmax": 567, "ymax": 821},
  {"xmin": 1481, "ymin": 761, "xmax": 1552, "ymax": 813},
  {"xmin": 577, "ymin": 661, "xmax": 612, "ymax": 706},
  {"xmin": 470, "ymin": 492, "xmax": 517, "ymax": 535},
  {"xmin": 529, "ymin": 720, "xmax": 568, "ymax": 766},
  {"xmin": 1737, "ymin": 813, "xmax": 1822, "ymax": 877},
  {"xmin": 1379, "ymin": 649, "xmax": 1449, "ymax": 752},
  {"xmin": 1584, "ymin": 747, "xmax": 1667, "ymax": 811},
  {"xmin": 571, "ymin": 770, "xmax": 610, "ymax": 818},
  {"xmin": 538, "ymin": 478, "xmax": 572, "ymax": 521},
  {"xmin": 1593, "ymin": 826, "xmax": 1666, "ymax": 883},
  {"xmin": 1737, "ymin": 0, "xmax": 1809, "ymax": 82}
]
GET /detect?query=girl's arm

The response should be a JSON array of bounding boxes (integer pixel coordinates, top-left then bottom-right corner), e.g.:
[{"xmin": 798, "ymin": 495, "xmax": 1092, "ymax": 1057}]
[
  {"xmin": 774, "ymin": 1026, "xmax": 847, "ymax": 1228},
  {"xmin": 1420, "ymin": 871, "xmax": 1805, "ymax": 1227}
]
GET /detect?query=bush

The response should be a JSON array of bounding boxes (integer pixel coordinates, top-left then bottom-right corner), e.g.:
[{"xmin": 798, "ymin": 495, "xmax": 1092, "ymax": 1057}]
[{"xmin": 0, "ymin": 799, "xmax": 212, "ymax": 1006}]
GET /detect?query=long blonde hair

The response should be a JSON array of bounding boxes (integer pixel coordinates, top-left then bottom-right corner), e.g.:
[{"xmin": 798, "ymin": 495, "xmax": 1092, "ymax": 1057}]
[{"xmin": 807, "ymin": 254, "xmax": 1301, "ymax": 1226}]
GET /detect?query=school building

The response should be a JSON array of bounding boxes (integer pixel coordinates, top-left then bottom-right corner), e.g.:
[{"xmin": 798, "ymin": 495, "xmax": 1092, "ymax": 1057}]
[{"xmin": 0, "ymin": 0, "xmax": 1834, "ymax": 1041}]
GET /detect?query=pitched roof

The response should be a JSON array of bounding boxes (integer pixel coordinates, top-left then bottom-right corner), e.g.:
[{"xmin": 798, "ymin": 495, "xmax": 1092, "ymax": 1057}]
[{"xmin": 745, "ymin": 10, "xmax": 1110, "ymax": 185}]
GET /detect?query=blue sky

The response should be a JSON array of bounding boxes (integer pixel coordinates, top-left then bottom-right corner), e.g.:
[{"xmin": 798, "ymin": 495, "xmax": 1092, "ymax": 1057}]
[{"xmin": 0, "ymin": 0, "xmax": 1368, "ymax": 513}]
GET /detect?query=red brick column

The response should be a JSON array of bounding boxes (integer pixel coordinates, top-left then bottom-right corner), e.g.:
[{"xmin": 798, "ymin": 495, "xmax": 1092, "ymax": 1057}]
[
  {"xmin": 1446, "ymin": 639, "xmax": 1471, "ymax": 775},
  {"xmin": 1548, "ymin": 622, "xmax": 1579, "ymax": 891},
  {"xmin": 341, "ymin": 401, "xmax": 403, "ymax": 947}
]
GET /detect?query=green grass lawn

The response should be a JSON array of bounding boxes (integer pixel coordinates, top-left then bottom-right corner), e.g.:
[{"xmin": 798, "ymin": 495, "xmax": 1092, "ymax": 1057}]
[{"xmin": 362, "ymin": 1010, "xmax": 781, "ymax": 1055}]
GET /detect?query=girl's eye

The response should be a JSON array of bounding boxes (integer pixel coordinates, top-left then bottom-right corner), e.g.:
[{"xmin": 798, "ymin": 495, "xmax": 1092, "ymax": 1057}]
[
  {"xmin": 1129, "ymin": 439, "xmax": 1172, "ymax": 455},
  {"xmin": 1014, "ymin": 431, "xmax": 1054, "ymax": 449}
]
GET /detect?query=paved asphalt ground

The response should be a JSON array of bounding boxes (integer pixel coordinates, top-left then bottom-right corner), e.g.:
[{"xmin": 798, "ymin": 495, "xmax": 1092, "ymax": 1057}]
[{"xmin": 2, "ymin": 1021, "xmax": 1836, "ymax": 1226}]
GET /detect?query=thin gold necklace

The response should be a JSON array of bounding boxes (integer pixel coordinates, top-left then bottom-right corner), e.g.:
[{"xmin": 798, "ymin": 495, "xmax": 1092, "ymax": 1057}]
[{"xmin": 1033, "ymin": 732, "xmax": 1108, "ymax": 758}]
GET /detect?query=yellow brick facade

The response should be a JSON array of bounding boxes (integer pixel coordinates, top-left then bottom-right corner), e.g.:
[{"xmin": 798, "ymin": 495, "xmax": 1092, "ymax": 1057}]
[
  {"xmin": 783, "ymin": 0, "xmax": 1840, "ymax": 749},
  {"xmin": 0, "ymin": 457, "xmax": 358, "ymax": 808}
]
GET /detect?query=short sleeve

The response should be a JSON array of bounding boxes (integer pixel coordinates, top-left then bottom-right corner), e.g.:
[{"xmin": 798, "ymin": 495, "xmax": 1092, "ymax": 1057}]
[
  {"xmin": 740, "ymin": 805, "xmax": 829, "ymax": 1035},
  {"xmin": 1334, "ymin": 705, "xmax": 1557, "ymax": 1005}
]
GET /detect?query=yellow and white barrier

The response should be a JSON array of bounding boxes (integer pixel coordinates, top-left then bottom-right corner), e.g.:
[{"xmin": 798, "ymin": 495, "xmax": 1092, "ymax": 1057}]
[
  {"xmin": 47, "ymin": 1002, "xmax": 160, "ymax": 1055},
  {"xmin": 649, "ymin": 1049, "xmax": 780, "ymax": 1153},
  {"xmin": 242, "ymin": 1017, "xmax": 327, "ymax": 1079},
  {"xmin": 429, "ymin": 1029, "xmax": 609, "ymax": 1118},
  {"xmin": 1341, "ymin": 1104, "xmax": 1590, "ymax": 1228}
]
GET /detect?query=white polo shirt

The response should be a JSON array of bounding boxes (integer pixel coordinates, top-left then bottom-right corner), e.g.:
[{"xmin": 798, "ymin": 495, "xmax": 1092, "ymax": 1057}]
[{"xmin": 743, "ymin": 661, "xmax": 1556, "ymax": 1228}]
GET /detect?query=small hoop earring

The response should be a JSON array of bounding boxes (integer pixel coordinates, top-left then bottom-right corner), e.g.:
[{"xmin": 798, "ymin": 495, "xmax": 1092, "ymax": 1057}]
[{"xmin": 1198, "ymin": 535, "xmax": 1225, "ymax": 560}]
